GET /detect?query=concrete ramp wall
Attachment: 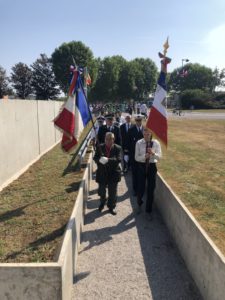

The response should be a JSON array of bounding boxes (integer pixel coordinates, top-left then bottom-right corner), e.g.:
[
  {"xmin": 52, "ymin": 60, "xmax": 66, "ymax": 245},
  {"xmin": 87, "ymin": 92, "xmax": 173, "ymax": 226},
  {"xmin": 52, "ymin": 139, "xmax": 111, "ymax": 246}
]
[
  {"xmin": 155, "ymin": 174, "xmax": 225, "ymax": 300},
  {"xmin": 0, "ymin": 152, "xmax": 93, "ymax": 300},
  {"xmin": 0, "ymin": 100, "xmax": 63, "ymax": 190}
]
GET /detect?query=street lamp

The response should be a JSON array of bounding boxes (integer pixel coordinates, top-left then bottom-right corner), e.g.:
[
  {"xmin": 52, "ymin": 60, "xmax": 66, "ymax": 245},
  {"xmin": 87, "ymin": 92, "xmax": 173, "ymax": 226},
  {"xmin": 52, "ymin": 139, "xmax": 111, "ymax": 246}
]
[
  {"xmin": 182, "ymin": 58, "xmax": 189, "ymax": 69},
  {"xmin": 177, "ymin": 58, "xmax": 189, "ymax": 111}
]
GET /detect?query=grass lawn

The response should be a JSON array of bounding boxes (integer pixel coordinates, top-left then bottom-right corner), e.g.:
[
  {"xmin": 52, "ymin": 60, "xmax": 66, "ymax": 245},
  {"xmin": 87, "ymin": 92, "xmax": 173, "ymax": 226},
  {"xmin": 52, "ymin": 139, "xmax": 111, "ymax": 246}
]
[
  {"xmin": 0, "ymin": 124, "xmax": 92, "ymax": 263},
  {"xmin": 158, "ymin": 118, "xmax": 225, "ymax": 254}
]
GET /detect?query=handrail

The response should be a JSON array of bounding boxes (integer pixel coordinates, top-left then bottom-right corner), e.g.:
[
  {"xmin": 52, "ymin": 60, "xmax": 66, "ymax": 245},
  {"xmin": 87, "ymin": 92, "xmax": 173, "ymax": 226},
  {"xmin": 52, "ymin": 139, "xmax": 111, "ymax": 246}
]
[{"xmin": 77, "ymin": 128, "xmax": 93, "ymax": 170}]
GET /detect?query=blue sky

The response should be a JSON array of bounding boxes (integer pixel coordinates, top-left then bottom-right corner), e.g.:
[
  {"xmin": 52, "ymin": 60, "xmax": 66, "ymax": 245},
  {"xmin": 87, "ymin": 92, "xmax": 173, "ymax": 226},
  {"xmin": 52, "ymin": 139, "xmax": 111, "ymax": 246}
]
[{"xmin": 1, "ymin": 0, "xmax": 225, "ymax": 76}]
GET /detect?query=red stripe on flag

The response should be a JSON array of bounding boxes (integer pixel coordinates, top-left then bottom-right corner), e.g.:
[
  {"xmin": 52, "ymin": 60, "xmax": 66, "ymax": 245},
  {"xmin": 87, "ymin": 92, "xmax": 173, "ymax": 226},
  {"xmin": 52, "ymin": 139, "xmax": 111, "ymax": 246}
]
[
  {"xmin": 54, "ymin": 108, "xmax": 75, "ymax": 136},
  {"xmin": 146, "ymin": 107, "xmax": 167, "ymax": 146},
  {"xmin": 61, "ymin": 133, "xmax": 77, "ymax": 152},
  {"xmin": 69, "ymin": 71, "xmax": 78, "ymax": 96}
]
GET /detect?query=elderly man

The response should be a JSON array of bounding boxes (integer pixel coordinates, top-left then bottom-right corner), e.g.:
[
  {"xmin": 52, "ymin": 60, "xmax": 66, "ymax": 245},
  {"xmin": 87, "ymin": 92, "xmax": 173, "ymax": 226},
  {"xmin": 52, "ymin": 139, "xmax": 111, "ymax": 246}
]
[{"xmin": 93, "ymin": 132, "xmax": 122, "ymax": 215}]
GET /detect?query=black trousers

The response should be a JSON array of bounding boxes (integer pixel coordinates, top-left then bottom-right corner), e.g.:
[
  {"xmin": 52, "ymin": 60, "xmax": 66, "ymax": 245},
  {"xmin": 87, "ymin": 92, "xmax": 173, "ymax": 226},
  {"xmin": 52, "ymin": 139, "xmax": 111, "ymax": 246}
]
[
  {"xmin": 122, "ymin": 149, "xmax": 130, "ymax": 171},
  {"xmin": 98, "ymin": 181, "xmax": 118, "ymax": 209},
  {"xmin": 137, "ymin": 162, "xmax": 157, "ymax": 212},
  {"xmin": 131, "ymin": 160, "xmax": 139, "ymax": 194}
]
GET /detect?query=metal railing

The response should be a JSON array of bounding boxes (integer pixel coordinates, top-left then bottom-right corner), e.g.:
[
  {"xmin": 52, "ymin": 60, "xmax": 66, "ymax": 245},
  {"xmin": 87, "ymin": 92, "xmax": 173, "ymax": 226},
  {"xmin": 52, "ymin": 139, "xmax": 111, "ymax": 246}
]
[{"xmin": 77, "ymin": 129, "xmax": 93, "ymax": 170}]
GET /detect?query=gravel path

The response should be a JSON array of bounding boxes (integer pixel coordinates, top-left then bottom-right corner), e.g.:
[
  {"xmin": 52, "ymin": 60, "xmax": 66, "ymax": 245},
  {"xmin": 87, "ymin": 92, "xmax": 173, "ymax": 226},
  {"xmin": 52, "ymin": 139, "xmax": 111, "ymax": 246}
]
[{"xmin": 72, "ymin": 171, "xmax": 202, "ymax": 300}]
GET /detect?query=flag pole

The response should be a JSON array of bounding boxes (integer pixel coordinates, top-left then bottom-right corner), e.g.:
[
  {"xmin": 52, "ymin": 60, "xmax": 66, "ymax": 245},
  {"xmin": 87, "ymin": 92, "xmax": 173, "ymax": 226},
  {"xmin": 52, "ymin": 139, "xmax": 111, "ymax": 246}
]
[
  {"xmin": 83, "ymin": 66, "xmax": 88, "ymax": 97},
  {"xmin": 78, "ymin": 70, "xmax": 102, "ymax": 154},
  {"xmin": 146, "ymin": 37, "xmax": 171, "ymax": 147},
  {"xmin": 71, "ymin": 55, "xmax": 77, "ymax": 69}
]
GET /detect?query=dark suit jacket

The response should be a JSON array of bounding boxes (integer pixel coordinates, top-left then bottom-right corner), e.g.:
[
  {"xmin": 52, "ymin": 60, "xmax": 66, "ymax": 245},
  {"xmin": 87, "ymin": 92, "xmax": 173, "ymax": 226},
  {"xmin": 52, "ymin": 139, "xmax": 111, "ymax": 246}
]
[
  {"xmin": 120, "ymin": 123, "xmax": 133, "ymax": 152},
  {"xmin": 128, "ymin": 126, "xmax": 144, "ymax": 162},
  {"xmin": 97, "ymin": 125, "xmax": 121, "ymax": 145},
  {"xmin": 93, "ymin": 144, "xmax": 122, "ymax": 184}
]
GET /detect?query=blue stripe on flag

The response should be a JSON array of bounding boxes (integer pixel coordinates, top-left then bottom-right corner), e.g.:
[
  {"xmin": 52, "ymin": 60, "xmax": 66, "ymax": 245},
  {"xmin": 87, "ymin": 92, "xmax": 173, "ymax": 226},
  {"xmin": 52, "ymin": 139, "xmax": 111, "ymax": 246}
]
[
  {"xmin": 76, "ymin": 77, "xmax": 91, "ymax": 126},
  {"xmin": 158, "ymin": 71, "xmax": 167, "ymax": 91}
]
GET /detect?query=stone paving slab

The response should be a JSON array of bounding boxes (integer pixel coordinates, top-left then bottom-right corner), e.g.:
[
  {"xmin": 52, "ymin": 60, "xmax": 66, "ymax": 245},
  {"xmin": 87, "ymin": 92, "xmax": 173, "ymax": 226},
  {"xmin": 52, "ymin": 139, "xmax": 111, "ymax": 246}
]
[{"xmin": 72, "ymin": 171, "xmax": 202, "ymax": 300}]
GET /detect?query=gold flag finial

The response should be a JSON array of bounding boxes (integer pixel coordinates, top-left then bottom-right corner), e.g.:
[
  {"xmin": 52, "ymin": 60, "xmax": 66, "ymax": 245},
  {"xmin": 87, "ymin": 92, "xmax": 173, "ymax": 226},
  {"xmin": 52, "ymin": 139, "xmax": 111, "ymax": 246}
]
[{"xmin": 163, "ymin": 37, "xmax": 169, "ymax": 56}]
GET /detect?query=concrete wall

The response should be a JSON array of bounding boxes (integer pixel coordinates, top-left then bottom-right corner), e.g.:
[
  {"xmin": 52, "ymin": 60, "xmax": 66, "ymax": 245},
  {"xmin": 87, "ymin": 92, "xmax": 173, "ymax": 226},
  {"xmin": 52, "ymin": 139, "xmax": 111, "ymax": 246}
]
[
  {"xmin": 0, "ymin": 100, "xmax": 63, "ymax": 190},
  {"xmin": 0, "ymin": 151, "xmax": 93, "ymax": 300},
  {"xmin": 155, "ymin": 174, "xmax": 225, "ymax": 300},
  {"xmin": 0, "ymin": 264, "xmax": 62, "ymax": 300}
]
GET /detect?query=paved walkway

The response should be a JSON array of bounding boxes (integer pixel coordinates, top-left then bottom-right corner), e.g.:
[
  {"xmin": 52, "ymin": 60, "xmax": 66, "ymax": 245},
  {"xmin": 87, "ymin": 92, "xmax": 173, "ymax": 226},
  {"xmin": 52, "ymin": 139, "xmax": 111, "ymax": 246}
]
[{"xmin": 72, "ymin": 171, "xmax": 202, "ymax": 300}]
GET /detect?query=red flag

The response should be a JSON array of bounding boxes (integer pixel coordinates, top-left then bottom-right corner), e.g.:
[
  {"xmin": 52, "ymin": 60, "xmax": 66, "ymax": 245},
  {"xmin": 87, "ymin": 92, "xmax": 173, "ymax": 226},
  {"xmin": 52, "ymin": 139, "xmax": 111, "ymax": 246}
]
[
  {"xmin": 54, "ymin": 95, "xmax": 77, "ymax": 152},
  {"xmin": 146, "ymin": 58, "xmax": 170, "ymax": 146},
  {"xmin": 85, "ymin": 73, "xmax": 91, "ymax": 86},
  {"xmin": 54, "ymin": 70, "xmax": 91, "ymax": 152}
]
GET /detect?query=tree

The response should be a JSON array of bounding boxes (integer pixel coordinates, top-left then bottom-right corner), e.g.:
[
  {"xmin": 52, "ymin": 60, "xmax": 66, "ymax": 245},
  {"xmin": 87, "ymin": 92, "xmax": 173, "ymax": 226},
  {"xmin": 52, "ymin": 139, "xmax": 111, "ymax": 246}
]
[
  {"xmin": 51, "ymin": 41, "xmax": 97, "ymax": 94},
  {"xmin": 0, "ymin": 66, "xmax": 10, "ymax": 98},
  {"xmin": 131, "ymin": 58, "xmax": 158, "ymax": 101},
  {"xmin": 211, "ymin": 67, "xmax": 225, "ymax": 92},
  {"xmin": 168, "ymin": 63, "xmax": 214, "ymax": 93},
  {"xmin": 10, "ymin": 63, "xmax": 33, "ymax": 99},
  {"xmin": 90, "ymin": 56, "xmax": 127, "ymax": 102},
  {"xmin": 118, "ymin": 61, "xmax": 136, "ymax": 100},
  {"xmin": 180, "ymin": 89, "xmax": 211, "ymax": 109},
  {"xmin": 31, "ymin": 54, "xmax": 60, "ymax": 100}
]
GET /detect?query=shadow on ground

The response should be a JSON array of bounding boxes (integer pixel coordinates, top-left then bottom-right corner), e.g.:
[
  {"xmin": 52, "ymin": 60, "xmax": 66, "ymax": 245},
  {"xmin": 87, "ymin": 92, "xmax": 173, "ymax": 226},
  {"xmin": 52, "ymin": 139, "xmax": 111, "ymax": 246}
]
[
  {"xmin": 80, "ymin": 212, "xmax": 135, "ymax": 253},
  {"xmin": 122, "ymin": 172, "xmax": 202, "ymax": 300}
]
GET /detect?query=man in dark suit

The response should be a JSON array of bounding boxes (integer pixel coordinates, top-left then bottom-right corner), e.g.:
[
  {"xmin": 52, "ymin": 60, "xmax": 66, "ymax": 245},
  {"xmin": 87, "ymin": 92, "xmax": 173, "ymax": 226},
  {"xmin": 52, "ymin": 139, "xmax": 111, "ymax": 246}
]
[
  {"xmin": 97, "ymin": 114, "xmax": 121, "ymax": 146},
  {"xmin": 128, "ymin": 114, "xmax": 144, "ymax": 195},
  {"xmin": 93, "ymin": 132, "xmax": 122, "ymax": 215},
  {"xmin": 120, "ymin": 114, "xmax": 132, "ymax": 173}
]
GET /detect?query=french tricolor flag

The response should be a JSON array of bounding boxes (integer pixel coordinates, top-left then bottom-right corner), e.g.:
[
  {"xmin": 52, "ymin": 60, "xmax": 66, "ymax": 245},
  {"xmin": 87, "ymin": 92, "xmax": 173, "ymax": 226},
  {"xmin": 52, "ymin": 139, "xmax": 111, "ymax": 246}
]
[
  {"xmin": 146, "ymin": 71, "xmax": 168, "ymax": 146},
  {"xmin": 54, "ymin": 70, "xmax": 91, "ymax": 152}
]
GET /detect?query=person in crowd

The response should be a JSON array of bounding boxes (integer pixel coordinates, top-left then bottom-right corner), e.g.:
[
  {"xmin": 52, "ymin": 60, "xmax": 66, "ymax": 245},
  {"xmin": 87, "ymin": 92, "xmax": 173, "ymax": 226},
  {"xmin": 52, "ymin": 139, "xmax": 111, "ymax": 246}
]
[
  {"xmin": 115, "ymin": 111, "xmax": 125, "ymax": 125},
  {"xmin": 127, "ymin": 104, "xmax": 133, "ymax": 115},
  {"xmin": 135, "ymin": 127, "xmax": 162, "ymax": 217},
  {"xmin": 128, "ymin": 114, "xmax": 144, "ymax": 195},
  {"xmin": 97, "ymin": 114, "xmax": 121, "ymax": 145},
  {"xmin": 91, "ymin": 115, "xmax": 105, "ymax": 145},
  {"xmin": 120, "ymin": 114, "xmax": 132, "ymax": 173},
  {"xmin": 137, "ymin": 102, "xmax": 141, "ymax": 114},
  {"xmin": 140, "ymin": 102, "xmax": 148, "ymax": 119},
  {"xmin": 93, "ymin": 132, "xmax": 122, "ymax": 215}
]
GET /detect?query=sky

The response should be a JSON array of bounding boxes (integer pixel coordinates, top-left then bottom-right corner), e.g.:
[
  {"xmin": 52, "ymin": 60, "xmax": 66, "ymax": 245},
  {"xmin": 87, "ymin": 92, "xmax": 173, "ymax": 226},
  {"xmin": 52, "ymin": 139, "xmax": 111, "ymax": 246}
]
[{"xmin": 1, "ymin": 0, "xmax": 225, "ymax": 76}]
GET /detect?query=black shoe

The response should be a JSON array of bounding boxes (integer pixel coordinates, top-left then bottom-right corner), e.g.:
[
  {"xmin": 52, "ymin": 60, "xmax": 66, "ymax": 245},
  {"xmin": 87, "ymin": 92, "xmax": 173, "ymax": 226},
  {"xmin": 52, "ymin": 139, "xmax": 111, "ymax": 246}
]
[
  {"xmin": 109, "ymin": 209, "xmax": 117, "ymax": 216},
  {"xmin": 98, "ymin": 203, "xmax": 104, "ymax": 212},
  {"xmin": 137, "ymin": 197, "xmax": 143, "ymax": 206}
]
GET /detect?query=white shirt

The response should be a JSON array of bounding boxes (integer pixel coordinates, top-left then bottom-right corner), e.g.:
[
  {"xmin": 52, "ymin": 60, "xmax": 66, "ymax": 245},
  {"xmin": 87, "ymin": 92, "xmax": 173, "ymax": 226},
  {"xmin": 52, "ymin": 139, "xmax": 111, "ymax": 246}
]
[
  {"xmin": 140, "ymin": 103, "xmax": 148, "ymax": 114},
  {"xmin": 91, "ymin": 122, "xmax": 105, "ymax": 139},
  {"xmin": 135, "ymin": 138, "xmax": 162, "ymax": 163},
  {"xmin": 120, "ymin": 115, "xmax": 126, "ymax": 124}
]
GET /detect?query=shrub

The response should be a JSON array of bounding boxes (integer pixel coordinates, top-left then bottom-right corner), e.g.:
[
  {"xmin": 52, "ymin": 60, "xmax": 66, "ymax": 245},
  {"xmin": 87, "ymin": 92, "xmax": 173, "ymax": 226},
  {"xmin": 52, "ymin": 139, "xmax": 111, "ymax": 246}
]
[{"xmin": 180, "ymin": 89, "xmax": 212, "ymax": 109}]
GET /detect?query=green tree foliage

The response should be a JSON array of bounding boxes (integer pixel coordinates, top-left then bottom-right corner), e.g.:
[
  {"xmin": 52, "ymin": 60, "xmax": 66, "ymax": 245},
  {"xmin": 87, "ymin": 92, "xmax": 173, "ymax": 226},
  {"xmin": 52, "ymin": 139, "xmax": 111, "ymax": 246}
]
[
  {"xmin": 0, "ymin": 66, "xmax": 10, "ymax": 98},
  {"xmin": 51, "ymin": 41, "xmax": 97, "ymax": 94},
  {"xmin": 118, "ymin": 61, "xmax": 136, "ymax": 100},
  {"xmin": 211, "ymin": 67, "xmax": 225, "ymax": 92},
  {"xmin": 90, "ymin": 57, "xmax": 157, "ymax": 102},
  {"xmin": 180, "ymin": 89, "xmax": 211, "ymax": 109},
  {"xmin": 131, "ymin": 58, "xmax": 158, "ymax": 101},
  {"xmin": 31, "ymin": 54, "xmax": 60, "ymax": 100},
  {"xmin": 90, "ymin": 56, "xmax": 126, "ymax": 102},
  {"xmin": 10, "ymin": 63, "xmax": 33, "ymax": 99},
  {"xmin": 168, "ymin": 63, "xmax": 214, "ymax": 92}
]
